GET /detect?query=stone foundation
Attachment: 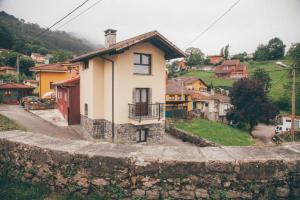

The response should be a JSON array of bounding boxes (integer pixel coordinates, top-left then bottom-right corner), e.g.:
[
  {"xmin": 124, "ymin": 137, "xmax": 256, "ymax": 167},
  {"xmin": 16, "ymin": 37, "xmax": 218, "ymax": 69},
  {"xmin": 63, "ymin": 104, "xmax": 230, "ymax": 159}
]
[{"xmin": 80, "ymin": 115, "xmax": 164, "ymax": 144}]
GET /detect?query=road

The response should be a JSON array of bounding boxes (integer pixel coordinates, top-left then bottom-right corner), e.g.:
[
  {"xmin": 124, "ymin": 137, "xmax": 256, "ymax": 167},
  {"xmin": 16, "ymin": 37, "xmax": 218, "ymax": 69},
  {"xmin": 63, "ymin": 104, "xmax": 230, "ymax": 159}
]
[
  {"xmin": 0, "ymin": 105, "xmax": 83, "ymax": 140},
  {"xmin": 252, "ymin": 124, "xmax": 276, "ymax": 145}
]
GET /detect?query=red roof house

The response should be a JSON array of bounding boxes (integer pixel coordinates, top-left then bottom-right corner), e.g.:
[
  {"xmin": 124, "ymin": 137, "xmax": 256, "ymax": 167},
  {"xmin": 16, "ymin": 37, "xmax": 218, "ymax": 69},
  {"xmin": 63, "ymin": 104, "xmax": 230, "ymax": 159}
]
[
  {"xmin": 53, "ymin": 77, "xmax": 80, "ymax": 125},
  {"xmin": 214, "ymin": 59, "xmax": 248, "ymax": 79},
  {"xmin": 0, "ymin": 83, "xmax": 34, "ymax": 104},
  {"xmin": 208, "ymin": 55, "xmax": 224, "ymax": 65}
]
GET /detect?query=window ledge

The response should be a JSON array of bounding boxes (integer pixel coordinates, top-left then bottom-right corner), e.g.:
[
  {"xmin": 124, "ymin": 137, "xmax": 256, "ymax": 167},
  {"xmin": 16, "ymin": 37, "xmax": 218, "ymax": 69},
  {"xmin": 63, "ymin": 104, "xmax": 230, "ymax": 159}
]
[{"xmin": 133, "ymin": 73, "xmax": 152, "ymax": 76}]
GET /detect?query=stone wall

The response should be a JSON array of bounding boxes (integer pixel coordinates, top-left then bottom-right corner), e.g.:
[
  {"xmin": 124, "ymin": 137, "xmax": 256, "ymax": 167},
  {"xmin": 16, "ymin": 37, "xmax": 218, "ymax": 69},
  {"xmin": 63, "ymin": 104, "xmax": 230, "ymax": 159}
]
[
  {"xmin": 168, "ymin": 127, "xmax": 218, "ymax": 147},
  {"xmin": 0, "ymin": 131, "xmax": 299, "ymax": 199},
  {"xmin": 80, "ymin": 115, "xmax": 164, "ymax": 144}
]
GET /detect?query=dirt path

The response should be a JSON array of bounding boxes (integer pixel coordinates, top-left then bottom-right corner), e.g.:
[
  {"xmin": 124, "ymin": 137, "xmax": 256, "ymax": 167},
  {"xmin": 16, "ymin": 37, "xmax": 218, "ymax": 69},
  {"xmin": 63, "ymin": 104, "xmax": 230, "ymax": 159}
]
[
  {"xmin": 252, "ymin": 124, "xmax": 276, "ymax": 145},
  {"xmin": 0, "ymin": 105, "xmax": 83, "ymax": 140}
]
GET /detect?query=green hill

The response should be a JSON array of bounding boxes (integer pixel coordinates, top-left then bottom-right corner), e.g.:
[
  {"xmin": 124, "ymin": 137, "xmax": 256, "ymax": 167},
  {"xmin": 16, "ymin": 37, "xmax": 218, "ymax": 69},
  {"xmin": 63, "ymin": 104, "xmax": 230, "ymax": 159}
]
[{"xmin": 0, "ymin": 11, "xmax": 96, "ymax": 54}]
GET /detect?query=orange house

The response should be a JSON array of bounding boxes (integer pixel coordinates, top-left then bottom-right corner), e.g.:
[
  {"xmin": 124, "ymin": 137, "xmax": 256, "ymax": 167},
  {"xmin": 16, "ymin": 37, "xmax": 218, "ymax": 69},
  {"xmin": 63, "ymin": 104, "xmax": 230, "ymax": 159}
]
[
  {"xmin": 30, "ymin": 63, "xmax": 79, "ymax": 97},
  {"xmin": 209, "ymin": 55, "xmax": 224, "ymax": 65}
]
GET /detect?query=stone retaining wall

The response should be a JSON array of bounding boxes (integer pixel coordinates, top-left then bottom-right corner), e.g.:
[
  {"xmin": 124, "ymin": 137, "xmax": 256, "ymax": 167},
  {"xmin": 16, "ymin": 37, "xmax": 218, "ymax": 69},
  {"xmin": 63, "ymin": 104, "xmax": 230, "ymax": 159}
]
[
  {"xmin": 168, "ymin": 127, "xmax": 218, "ymax": 147},
  {"xmin": 0, "ymin": 131, "xmax": 299, "ymax": 199}
]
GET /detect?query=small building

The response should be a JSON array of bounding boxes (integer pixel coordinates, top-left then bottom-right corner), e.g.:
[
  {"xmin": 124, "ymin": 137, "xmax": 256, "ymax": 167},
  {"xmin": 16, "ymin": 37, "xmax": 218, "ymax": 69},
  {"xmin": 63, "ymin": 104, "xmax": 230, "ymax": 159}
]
[
  {"xmin": 30, "ymin": 62, "xmax": 79, "ymax": 97},
  {"xmin": 0, "ymin": 66, "xmax": 18, "ymax": 76},
  {"xmin": 208, "ymin": 55, "xmax": 224, "ymax": 65},
  {"xmin": 175, "ymin": 59, "xmax": 188, "ymax": 71},
  {"xmin": 281, "ymin": 115, "xmax": 300, "ymax": 131},
  {"xmin": 31, "ymin": 53, "xmax": 46, "ymax": 64},
  {"xmin": 23, "ymin": 80, "xmax": 39, "ymax": 94},
  {"xmin": 53, "ymin": 77, "xmax": 80, "ymax": 125},
  {"xmin": 214, "ymin": 59, "xmax": 248, "ymax": 79},
  {"xmin": 174, "ymin": 76, "xmax": 208, "ymax": 92},
  {"xmin": 207, "ymin": 93, "xmax": 232, "ymax": 122},
  {"xmin": 0, "ymin": 83, "xmax": 34, "ymax": 104}
]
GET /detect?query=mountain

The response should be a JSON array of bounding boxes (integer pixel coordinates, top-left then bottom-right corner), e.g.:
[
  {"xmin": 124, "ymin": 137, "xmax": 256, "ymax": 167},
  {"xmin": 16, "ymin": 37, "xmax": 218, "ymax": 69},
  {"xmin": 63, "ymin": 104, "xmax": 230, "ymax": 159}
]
[{"xmin": 0, "ymin": 11, "xmax": 97, "ymax": 54}]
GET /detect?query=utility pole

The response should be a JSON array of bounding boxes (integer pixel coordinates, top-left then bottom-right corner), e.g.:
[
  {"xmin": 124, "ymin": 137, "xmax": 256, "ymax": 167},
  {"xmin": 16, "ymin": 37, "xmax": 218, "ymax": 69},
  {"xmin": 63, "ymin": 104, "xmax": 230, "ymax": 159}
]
[
  {"xmin": 291, "ymin": 64, "xmax": 296, "ymax": 142},
  {"xmin": 16, "ymin": 55, "xmax": 20, "ymax": 82}
]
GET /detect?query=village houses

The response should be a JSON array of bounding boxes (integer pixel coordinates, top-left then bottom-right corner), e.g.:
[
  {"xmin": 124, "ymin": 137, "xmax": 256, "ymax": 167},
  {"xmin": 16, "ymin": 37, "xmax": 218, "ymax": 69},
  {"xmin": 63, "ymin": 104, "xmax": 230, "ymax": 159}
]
[
  {"xmin": 0, "ymin": 66, "xmax": 18, "ymax": 76},
  {"xmin": 214, "ymin": 59, "xmax": 248, "ymax": 79},
  {"xmin": 31, "ymin": 53, "xmax": 52, "ymax": 65},
  {"xmin": 208, "ymin": 54, "xmax": 224, "ymax": 65},
  {"xmin": 69, "ymin": 29, "xmax": 185, "ymax": 144},
  {"xmin": 30, "ymin": 62, "xmax": 79, "ymax": 97}
]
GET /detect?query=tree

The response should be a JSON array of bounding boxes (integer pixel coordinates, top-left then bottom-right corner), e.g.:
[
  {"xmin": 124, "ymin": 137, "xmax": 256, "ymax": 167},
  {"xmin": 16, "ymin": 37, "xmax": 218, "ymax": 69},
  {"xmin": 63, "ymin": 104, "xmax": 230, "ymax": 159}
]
[
  {"xmin": 0, "ymin": 25, "xmax": 13, "ymax": 49},
  {"xmin": 251, "ymin": 68, "xmax": 271, "ymax": 93},
  {"xmin": 223, "ymin": 45, "xmax": 230, "ymax": 60},
  {"xmin": 227, "ymin": 78, "xmax": 279, "ymax": 132},
  {"xmin": 184, "ymin": 47, "xmax": 205, "ymax": 66},
  {"xmin": 37, "ymin": 47, "xmax": 48, "ymax": 55},
  {"xmin": 253, "ymin": 44, "xmax": 270, "ymax": 61},
  {"xmin": 19, "ymin": 56, "xmax": 35, "ymax": 76},
  {"xmin": 50, "ymin": 50, "xmax": 73, "ymax": 63},
  {"xmin": 267, "ymin": 37, "xmax": 285, "ymax": 60},
  {"xmin": 231, "ymin": 52, "xmax": 247, "ymax": 62}
]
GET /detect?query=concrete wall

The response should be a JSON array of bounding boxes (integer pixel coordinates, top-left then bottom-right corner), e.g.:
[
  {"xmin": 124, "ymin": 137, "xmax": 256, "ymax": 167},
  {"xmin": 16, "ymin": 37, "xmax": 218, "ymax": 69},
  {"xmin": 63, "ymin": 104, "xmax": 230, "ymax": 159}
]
[{"xmin": 0, "ymin": 131, "xmax": 300, "ymax": 199}]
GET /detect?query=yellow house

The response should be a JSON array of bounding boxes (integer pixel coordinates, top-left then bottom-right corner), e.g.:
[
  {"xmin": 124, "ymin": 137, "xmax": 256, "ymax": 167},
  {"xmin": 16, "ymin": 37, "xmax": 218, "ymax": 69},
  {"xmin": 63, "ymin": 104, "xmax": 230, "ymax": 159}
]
[
  {"xmin": 30, "ymin": 63, "xmax": 79, "ymax": 97},
  {"xmin": 71, "ymin": 29, "xmax": 184, "ymax": 144},
  {"xmin": 175, "ymin": 76, "xmax": 208, "ymax": 91}
]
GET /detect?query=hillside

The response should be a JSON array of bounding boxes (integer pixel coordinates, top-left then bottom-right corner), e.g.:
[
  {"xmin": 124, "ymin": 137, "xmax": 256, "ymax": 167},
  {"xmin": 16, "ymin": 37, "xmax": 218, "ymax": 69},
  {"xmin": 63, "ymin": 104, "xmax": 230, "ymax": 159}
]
[
  {"xmin": 184, "ymin": 60, "xmax": 298, "ymax": 114},
  {"xmin": 0, "ymin": 11, "xmax": 96, "ymax": 54}
]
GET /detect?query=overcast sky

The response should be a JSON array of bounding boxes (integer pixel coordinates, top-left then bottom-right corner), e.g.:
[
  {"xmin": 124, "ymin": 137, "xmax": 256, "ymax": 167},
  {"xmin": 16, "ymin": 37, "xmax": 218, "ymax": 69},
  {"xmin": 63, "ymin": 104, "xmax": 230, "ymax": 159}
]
[{"xmin": 1, "ymin": 0, "xmax": 300, "ymax": 55}]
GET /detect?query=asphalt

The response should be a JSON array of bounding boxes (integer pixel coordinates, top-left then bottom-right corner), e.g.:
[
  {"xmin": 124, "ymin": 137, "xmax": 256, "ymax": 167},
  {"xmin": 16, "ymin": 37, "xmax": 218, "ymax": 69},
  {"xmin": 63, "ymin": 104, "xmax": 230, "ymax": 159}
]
[
  {"xmin": 0, "ymin": 105, "xmax": 83, "ymax": 140},
  {"xmin": 252, "ymin": 124, "xmax": 276, "ymax": 145}
]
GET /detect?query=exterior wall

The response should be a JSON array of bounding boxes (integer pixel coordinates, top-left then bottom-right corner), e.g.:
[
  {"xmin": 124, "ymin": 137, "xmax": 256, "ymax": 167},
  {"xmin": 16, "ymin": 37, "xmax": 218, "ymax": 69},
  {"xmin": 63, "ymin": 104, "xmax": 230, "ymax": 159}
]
[
  {"xmin": 38, "ymin": 72, "xmax": 71, "ymax": 97},
  {"xmin": 0, "ymin": 89, "xmax": 32, "ymax": 104},
  {"xmin": 166, "ymin": 94, "xmax": 192, "ymax": 111},
  {"xmin": 0, "ymin": 69, "xmax": 18, "ymax": 76},
  {"xmin": 1, "ymin": 133, "xmax": 300, "ymax": 199},
  {"xmin": 210, "ymin": 56, "xmax": 223, "ymax": 64},
  {"xmin": 56, "ymin": 87, "xmax": 68, "ymax": 120},
  {"xmin": 185, "ymin": 80, "xmax": 207, "ymax": 91}
]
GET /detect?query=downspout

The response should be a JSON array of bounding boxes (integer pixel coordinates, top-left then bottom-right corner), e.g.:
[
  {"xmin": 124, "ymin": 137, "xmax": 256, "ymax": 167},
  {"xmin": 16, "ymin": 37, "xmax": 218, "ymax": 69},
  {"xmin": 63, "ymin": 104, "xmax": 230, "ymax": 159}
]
[{"xmin": 100, "ymin": 56, "xmax": 115, "ymax": 142}]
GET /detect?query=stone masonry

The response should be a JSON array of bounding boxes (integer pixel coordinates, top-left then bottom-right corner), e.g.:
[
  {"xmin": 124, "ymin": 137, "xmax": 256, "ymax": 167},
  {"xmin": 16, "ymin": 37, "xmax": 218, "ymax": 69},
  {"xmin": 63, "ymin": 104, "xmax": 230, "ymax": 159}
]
[
  {"xmin": 81, "ymin": 115, "xmax": 164, "ymax": 144},
  {"xmin": 0, "ymin": 131, "xmax": 300, "ymax": 199}
]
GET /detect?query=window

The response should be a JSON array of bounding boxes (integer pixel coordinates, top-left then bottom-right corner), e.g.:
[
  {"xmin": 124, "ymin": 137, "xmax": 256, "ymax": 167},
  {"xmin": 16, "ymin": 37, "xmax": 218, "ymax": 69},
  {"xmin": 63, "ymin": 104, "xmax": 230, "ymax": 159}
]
[
  {"xmin": 178, "ymin": 96, "xmax": 182, "ymax": 101},
  {"xmin": 84, "ymin": 103, "xmax": 88, "ymax": 116},
  {"xmin": 83, "ymin": 61, "xmax": 89, "ymax": 70},
  {"xmin": 286, "ymin": 119, "xmax": 292, "ymax": 122},
  {"xmin": 169, "ymin": 95, "xmax": 175, "ymax": 100},
  {"xmin": 136, "ymin": 128, "xmax": 148, "ymax": 142},
  {"xmin": 185, "ymin": 95, "xmax": 189, "ymax": 101},
  {"xmin": 133, "ymin": 53, "xmax": 151, "ymax": 75},
  {"xmin": 4, "ymin": 90, "xmax": 12, "ymax": 96},
  {"xmin": 50, "ymin": 82, "xmax": 54, "ymax": 89}
]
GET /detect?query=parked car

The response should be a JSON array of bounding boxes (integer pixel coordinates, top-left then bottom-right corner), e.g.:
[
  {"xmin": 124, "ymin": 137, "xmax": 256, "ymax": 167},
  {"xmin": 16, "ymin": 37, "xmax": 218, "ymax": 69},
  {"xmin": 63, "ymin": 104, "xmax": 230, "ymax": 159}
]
[
  {"xmin": 20, "ymin": 96, "xmax": 40, "ymax": 106},
  {"xmin": 275, "ymin": 125, "xmax": 289, "ymax": 134}
]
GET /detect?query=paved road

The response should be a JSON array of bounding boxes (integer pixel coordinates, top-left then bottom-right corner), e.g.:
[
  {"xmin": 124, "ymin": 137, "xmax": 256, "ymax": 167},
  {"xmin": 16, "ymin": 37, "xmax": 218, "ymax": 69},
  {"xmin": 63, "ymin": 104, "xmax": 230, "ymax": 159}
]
[
  {"xmin": 0, "ymin": 105, "xmax": 83, "ymax": 140},
  {"xmin": 164, "ymin": 133, "xmax": 197, "ymax": 147},
  {"xmin": 252, "ymin": 124, "xmax": 276, "ymax": 145}
]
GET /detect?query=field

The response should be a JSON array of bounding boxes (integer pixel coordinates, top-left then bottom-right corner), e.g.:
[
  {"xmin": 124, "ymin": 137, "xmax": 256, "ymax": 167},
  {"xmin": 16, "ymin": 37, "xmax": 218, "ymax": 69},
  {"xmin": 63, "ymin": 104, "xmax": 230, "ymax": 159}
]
[
  {"xmin": 175, "ymin": 119, "xmax": 255, "ymax": 146},
  {"xmin": 184, "ymin": 60, "xmax": 291, "ymax": 102}
]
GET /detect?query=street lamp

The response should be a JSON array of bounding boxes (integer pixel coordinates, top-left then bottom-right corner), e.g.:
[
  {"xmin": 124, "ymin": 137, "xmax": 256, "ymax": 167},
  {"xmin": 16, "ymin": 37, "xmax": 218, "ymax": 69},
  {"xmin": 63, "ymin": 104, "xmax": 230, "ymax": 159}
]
[{"xmin": 276, "ymin": 61, "xmax": 296, "ymax": 142}]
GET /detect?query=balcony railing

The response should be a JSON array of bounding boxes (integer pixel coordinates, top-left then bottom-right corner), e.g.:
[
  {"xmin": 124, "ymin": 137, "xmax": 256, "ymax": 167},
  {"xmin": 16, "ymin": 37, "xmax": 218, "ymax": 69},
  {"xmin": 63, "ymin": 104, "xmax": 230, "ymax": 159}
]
[{"xmin": 128, "ymin": 103, "xmax": 164, "ymax": 122}]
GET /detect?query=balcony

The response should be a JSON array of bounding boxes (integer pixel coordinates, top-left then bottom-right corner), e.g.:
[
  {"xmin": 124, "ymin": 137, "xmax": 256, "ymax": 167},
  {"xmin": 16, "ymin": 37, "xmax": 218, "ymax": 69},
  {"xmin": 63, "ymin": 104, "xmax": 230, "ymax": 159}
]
[{"xmin": 128, "ymin": 103, "xmax": 164, "ymax": 122}]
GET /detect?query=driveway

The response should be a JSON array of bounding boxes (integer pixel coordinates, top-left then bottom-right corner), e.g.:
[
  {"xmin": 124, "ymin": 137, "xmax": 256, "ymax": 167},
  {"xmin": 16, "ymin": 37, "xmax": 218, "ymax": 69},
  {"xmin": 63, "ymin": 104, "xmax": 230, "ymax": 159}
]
[
  {"xmin": 252, "ymin": 124, "xmax": 276, "ymax": 145},
  {"xmin": 0, "ymin": 105, "xmax": 83, "ymax": 140}
]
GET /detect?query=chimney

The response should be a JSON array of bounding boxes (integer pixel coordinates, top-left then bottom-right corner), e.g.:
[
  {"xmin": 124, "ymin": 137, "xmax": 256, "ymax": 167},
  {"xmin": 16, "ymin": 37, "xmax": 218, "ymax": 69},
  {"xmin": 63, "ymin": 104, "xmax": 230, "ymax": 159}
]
[{"xmin": 104, "ymin": 29, "xmax": 117, "ymax": 48}]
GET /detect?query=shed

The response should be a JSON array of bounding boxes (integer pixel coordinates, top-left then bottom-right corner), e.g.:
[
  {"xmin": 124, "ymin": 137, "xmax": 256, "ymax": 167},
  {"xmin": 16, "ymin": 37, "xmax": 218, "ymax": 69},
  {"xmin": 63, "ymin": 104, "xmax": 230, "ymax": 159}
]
[
  {"xmin": 53, "ymin": 77, "xmax": 80, "ymax": 125},
  {"xmin": 0, "ymin": 83, "xmax": 34, "ymax": 104}
]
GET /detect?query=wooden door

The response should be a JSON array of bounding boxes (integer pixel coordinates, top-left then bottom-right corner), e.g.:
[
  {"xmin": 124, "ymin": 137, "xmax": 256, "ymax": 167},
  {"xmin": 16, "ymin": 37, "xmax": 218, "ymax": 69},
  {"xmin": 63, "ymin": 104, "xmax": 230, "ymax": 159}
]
[{"xmin": 135, "ymin": 88, "xmax": 149, "ymax": 116}]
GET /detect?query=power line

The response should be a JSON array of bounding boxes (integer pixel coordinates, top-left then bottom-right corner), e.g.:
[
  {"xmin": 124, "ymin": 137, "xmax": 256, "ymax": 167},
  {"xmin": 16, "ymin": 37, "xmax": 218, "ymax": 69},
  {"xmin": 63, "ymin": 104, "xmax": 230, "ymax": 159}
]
[
  {"xmin": 55, "ymin": 0, "xmax": 105, "ymax": 30},
  {"xmin": 184, "ymin": 0, "xmax": 242, "ymax": 49},
  {"xmin": 33, "ymin": 0, "xmax": 90, "ymax": 40}
]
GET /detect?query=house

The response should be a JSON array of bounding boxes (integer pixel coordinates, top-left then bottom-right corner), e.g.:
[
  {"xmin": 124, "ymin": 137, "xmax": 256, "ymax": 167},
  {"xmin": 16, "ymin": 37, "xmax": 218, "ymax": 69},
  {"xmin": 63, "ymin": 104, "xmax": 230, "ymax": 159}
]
[
  {"xmin": 208, "ymin": 55, "xmax": 224, "ymax": 64},
  {"xmin": 30, "ymin": 62, "xmax": 79, "ymax": 97},
  {"xmin": 0, "ymin": 83, "xmax": 34, "ymax": 104},
  {"xmin": 70, "ymin": 29, "xmax": 184, "ymax": 143},
  {"xmin": 166, "ymin": 80, "xmax": 193, "ymax": 117},
  {"xmin": 174, "ymin": 76, "xmax": 208, "ymax": 92},
  {"xmin": 281, "ymin": 115, "xmax": 300, "ymax": 131},
  {"xmin": 0, "ymin": 66, "xmax": 18, "ymax": 76},
  {"xmin": 175, "ymin": 59, "xmax": 188, "ymax": 71},
  {"xmin": 31, "ymin": 53, "xmax": 46, "ymax": 64},
  {"xmin": 23, "ymin": 80, "xmax": 39, "ymax": 94},
  {"xmin": 53, "ymin": 77, "xmax": 80, "ymax": 125},
  {"xmin": 207, "ymin": 93, "xmax": 231, "ymax": 122},
  {"xmin": 214, "ymin": 59, "xmax": 248, "ymax": 79}
]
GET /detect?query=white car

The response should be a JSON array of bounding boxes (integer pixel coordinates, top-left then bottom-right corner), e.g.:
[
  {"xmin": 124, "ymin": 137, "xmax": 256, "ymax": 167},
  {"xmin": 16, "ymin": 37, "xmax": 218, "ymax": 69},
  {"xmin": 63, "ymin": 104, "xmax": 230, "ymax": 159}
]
[{"xmin": 275, "ymin": 125, "xmax": 289, "ymax": 135}]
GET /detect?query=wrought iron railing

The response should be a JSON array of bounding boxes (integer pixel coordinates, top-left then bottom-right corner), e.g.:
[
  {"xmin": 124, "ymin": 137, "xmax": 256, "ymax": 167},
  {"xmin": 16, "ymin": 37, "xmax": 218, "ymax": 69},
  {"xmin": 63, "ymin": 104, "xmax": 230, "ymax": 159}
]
[{"xmin": 128, "ymin": 103, "xmax": 164, "ymax": 122}]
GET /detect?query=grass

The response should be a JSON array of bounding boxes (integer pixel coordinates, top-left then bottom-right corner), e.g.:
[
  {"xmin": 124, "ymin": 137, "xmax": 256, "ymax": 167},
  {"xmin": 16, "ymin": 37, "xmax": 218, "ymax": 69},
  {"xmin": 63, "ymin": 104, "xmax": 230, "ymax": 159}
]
[
  {"xmin": 0, "ymin": 175, "xmax": 103, "ymax": 200},
  {"xmin": 0, "ymin": 114, "xmax": 24, "ymax": 131},
  {"xmin": 175, "ymin": 119, "xmax": 255, "ymax": 146},
  {"xmin": 184, "ymin": 60, "xmax": 291, "ymax": 102}
]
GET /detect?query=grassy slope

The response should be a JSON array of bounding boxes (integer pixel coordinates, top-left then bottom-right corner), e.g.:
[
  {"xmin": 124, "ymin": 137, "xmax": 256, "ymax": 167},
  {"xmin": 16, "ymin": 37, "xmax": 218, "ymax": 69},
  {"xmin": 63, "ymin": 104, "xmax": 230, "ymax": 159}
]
[
  {"xmin": 175, "ymin": 119, "xmax": 255, "ymax": 146},
  {"xmin": 184, "ymin": 60, "xmax": 290, "ymax": 102},
  {"xmin": 0, "ymin": 114, "xmax": 24, "ymax": 131}
]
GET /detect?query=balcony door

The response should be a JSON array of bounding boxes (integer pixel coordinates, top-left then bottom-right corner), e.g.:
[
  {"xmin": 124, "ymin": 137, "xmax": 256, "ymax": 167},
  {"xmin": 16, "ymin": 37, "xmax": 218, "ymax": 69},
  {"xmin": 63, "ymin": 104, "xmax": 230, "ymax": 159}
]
[{"xmin": 135, "ymin": 88, "xmax": 149, "ymax": 116}]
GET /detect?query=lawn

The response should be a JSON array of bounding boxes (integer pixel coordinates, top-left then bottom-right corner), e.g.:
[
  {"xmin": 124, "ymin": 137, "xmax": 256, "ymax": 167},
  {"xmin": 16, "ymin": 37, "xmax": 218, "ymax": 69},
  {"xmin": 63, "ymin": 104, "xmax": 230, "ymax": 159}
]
[
  {"xmin": 184, "ymin": 60, "xmax": 291, "ymax": 102},
  {"xmin": 175, "ymin": 119, "xmax": 255, "ymax": 146},
  {"xmin": 0, "ymin": 114, "xmax": 24, "ymax": 131}
]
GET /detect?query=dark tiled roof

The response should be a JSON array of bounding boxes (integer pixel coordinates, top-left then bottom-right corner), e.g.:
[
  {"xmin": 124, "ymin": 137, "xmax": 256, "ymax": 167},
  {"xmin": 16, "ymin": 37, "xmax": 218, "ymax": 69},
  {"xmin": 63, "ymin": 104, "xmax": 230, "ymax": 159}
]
[
  {"xmin": 0, "ymin": 83, "xmax": 34, "ymax": 89},
  {"xmin": 53, "ymin": 76, "xmax": 80, "ymax": 87},
  {"xmin": 30, "ymin": 63, "xmax": 70, "ymax": 72},
  {"xmin": 71, "ymin": 30, "xmax": 185, "ymax": 62},
  {"xmin": 166, "ymin": 80, "xmax": 192, "ymax": 95}
]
